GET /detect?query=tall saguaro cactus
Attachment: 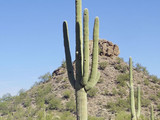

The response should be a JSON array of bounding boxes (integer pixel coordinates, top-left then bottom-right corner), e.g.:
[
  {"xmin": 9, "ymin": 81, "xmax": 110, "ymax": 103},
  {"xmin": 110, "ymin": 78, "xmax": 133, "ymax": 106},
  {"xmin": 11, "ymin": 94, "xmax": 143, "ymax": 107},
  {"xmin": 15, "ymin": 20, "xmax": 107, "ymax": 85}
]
[
  {"xmin": 129, "ymin": 57, "xmax": 141, "ymax": 120},
  {"xmin": 63, "ymin": 0, "xmax": 100, "ymax": 120}
]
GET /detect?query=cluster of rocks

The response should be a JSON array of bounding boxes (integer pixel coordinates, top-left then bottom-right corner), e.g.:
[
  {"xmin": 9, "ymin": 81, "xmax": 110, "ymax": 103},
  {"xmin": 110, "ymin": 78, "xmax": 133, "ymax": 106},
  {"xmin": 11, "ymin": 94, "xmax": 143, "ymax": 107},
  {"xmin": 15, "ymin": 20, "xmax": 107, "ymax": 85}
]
[
  {"xmin": 98, "ymin": 39, "xmax": 120, "ymax": 57},
  {"xmin": 89, "ymin": 39, "xmax": 120, "ymax": 57}
]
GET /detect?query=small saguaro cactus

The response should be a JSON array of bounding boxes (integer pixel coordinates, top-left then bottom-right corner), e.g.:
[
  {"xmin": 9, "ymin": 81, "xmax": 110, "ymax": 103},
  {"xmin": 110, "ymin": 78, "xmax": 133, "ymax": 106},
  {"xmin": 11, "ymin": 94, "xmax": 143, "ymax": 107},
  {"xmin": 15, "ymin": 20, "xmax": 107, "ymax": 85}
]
[
  {"xmin": 151, "ymin": 105, "xmax": 154, "ymax": 120},
  {"xmin": 129, "ymin": 57, "xmax": 141, "ymax": 120},
  {"xmin": 63, "ymin": 0, "xmax": 100, "ymax": 120},
  {"xmin": 137, "ymin": 86, "xmax": 141, "ymax": 119}
]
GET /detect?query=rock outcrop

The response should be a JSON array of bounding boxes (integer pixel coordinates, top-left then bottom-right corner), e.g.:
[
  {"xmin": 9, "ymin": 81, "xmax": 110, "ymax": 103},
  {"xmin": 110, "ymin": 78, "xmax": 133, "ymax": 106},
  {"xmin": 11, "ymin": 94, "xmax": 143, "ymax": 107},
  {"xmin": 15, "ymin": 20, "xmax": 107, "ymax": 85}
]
[{"xmin": 89, "ymin": 39, "xmax": 120, "ymax": 57}]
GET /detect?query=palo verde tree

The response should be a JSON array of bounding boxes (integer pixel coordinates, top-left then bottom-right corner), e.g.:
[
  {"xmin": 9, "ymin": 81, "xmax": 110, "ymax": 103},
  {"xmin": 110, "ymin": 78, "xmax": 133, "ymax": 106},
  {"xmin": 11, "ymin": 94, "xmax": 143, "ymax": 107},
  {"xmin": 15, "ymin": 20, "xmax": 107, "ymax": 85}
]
[{"xmin": 63, "ymin": 0, "xmax": 100, "ymax": 120}]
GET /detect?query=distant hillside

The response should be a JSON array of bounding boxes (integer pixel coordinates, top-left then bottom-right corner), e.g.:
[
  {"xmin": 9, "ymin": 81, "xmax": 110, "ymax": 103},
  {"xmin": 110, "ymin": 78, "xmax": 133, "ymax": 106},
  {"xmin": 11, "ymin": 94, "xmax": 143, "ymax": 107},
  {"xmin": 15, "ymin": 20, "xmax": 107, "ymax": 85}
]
[{"xmin": 0, "ymin": 39, "xmax": 160, "ymax": 120}]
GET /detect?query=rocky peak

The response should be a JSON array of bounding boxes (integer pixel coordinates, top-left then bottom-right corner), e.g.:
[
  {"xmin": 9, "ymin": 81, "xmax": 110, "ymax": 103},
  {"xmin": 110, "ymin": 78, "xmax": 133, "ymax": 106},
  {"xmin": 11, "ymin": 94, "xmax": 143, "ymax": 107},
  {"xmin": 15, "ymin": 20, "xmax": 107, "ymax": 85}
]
[{"xmin": 89, "ymin": 39, "xmax": 120, "ymax": 57}]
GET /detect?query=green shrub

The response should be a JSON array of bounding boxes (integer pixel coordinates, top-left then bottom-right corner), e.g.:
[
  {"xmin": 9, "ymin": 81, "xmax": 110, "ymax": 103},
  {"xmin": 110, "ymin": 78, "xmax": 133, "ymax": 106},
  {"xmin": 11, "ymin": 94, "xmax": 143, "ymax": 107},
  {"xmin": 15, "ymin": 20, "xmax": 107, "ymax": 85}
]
[
  {"xmin": 115, "ymin": 111, "xmax": 131, "ymax": 120},
  {"xmin": 150, "ymin": 75, "xmax": 160, "ymax": 83},
  {"xmin": 141, "ymin": 98, "xmax": 151, "ymax": 107},
  {"xmin": 116, "ymin": 73, "xmax": 129, "ymax": 87},
  {"xmin": 112, "ymin": 88, "xmax": 118, "ymax": 96},
  {"xmin": 135, "ymin": 63, "xmax": 149, "ymax": 75},
  {"xmin": 118, "ymin": 88, "xmax": 127, "ymax": 98},
  {"xmin": 114, "ymin": 64, "xmax": 122, "ymax": 70},
  {"xmin": 45, "ymin": 94, "xmax": 55, "ymax": 104},
  {"xmin": 60, "ymin": 111, "xmax": 75, "ymax": 120},
  {"xmin": 38, "ymin": 72, "xmax": 52, "ymax": 83},
  {"xmin": 157, "ymin": 92, "xmax": 160, "ymax": 98},
  {"xmin": 1, "ymin": 93, "xmax": 12, "ymax": 101},
  {"xmin": 87, "ymin": 88, "xmax": 98, "ymax": 97},
  {"xmin": 106, "ymin": 98, "xmax": 129, "ymax": 113},
  {"xmin": 23, "ymin": 97, "xmax": 31, "ymax": 107},
  {"xmin": 103, "ymin": 89, "xmax": 109, "ymax": 96},
  {"xmin": 0, "ymin": 101, "xmax": 9, "ymax": 115},
  {"xmin": 88, "ymin": 115, "xmax": 105, "ymax": 120},
  {"xmin": 157, "ymin": 104, "xmax": 160, "ymax": 111},
  {"xmin": 99, "ymin": 61, "xmax": 108, "ymax": 70},
  {"xmin": 37, "ymin": 110, "xmax": 44, "ymax": 120},
  {"xmin": 66, "ymin": 98, "xmax": 76, "ymax": 112},
  {"xmin": 48, "ymin": 98, "xmax": 62, "ymax": 110},
  {"xmin": 116, "ymin": 57, "xmax": 124, "ymax": 64},
  {"xmin": 121, "ymin": 65, "xmax": 128, "ymax": 73},
  {"xmin": 63, "ymin": 90, "xmax": 71, "ymax": 99},
  {"xmin": 149, "ymin": 95, "xmax": 158, "ymax": 101},
  {"xmin": 144, "ymin": 78, "xmax": 149, "ymax": 86}
]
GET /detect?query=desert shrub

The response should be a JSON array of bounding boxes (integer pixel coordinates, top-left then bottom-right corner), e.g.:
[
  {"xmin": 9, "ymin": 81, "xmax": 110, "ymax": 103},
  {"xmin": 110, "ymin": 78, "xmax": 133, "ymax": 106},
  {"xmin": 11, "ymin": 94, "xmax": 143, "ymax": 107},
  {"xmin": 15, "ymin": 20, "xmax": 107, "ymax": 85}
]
[
  {"xmin": 117, "ymin": 73, "xmax": 129, "ymax": 87},
  {"xmin": 45, "ymin": 93, "xmax": 55, "ymax": 104},
  {"xmin": 37, "ymin": 110, "xmax": 44, "ymax": 120},
  {"xmin": 157, "ymin": 104, "xmax": 160, "ymax": 111},
  {"xmin": 114, "ymin": 64, "xmax": 122, "ymax": 70},
  {"xmin": 88, "ymin": 116, "xmax": 105, "ymax": 120},
  {"xmin": 99, "ymin": 61, "xmax": 108, "ymax": 70},
  {"xmin": 141, "ymin": 98, "xmax": 151, "ymax": 107},
  {"xmin": 87, "ymin": 88, "xmax": 98, "ymax": 97},
  {"xmin": 121, "ymin": 65, "xmax": 128, "ymax": 73},
  {"xmin": 60, "ymin": 111, "xmax": 75, "ymax": 120},
  {"xmin": 0, "ymin": 101, "xmax": 9, "ymax": 115},
  {"xmin": 38, "ymin": 72, "xmax": 52, "ymax": 83},
  {"xmin": 115, "ymin": 111, "xmax": 131, "ymax": 120},
  {"xmin": 116, "ymin": 57, "xmax": 124, "ymax": 64},
  {"xmin": 48, "ymin": 98, "xmax": 62, "ymax": 110},
  {"xmin": 63, "ymin": 90, "xmax": 71, "ymax": 99},
  {"xmin": 103, "ymin": 89, "xmax": 109, "ymax": 96},
  {"xmin": 61, "ymin": 60, "xmax": 66, "ymax": 68},
  {"xmin": 135, "ymin": 63, "xmax": 149, "ymax": 75},
  {"xmin": 63, "ymin": 77, "xmax": 68, "ymax": 82},
  {"xmin": 46, "ymin": 113, "xmax": 54, "ymax": 120},
  {"xmin": 106, "ymin": 98, "xmax": 129, "ymax": 113},
  {"xmin": 150, "ymin": 75, "xmax": 160, "ymax": 83},
  {"xmin": 144, "ymin": 78, "xmax": 149, "ymax": 86},
  {"xmin": 112, "ymin": 88, "xmax": 118, "ymax": 96},
  {"xmin": 23, "ymin": 97, "xmax": 32, "ymax": 107},
  {"xmin": 157, "ymin": 92, "xmax": 160, "ymax": 98},
  {"xmin": 149, "ymin": 95, "xmax": 158, "ymax": 101},
  {"xmin": 66, "ymin": 98, "xmax": 76, "ymax": 112},
  {"xmin": 1, "ymin": 93, "xmax": 12, "ymax": 101},
  {"xmin": 118, "ymin": 88, "xmax": 127, "ymax": 98}
]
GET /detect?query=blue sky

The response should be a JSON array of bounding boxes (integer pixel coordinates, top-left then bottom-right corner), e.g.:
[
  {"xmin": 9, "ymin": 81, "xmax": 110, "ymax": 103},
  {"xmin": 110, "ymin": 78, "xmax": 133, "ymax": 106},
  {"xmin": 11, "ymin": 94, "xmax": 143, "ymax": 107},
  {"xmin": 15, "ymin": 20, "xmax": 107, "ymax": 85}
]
[{"xmin": 0, "ymin": 0, "xmax": 160, "ymax": 97}]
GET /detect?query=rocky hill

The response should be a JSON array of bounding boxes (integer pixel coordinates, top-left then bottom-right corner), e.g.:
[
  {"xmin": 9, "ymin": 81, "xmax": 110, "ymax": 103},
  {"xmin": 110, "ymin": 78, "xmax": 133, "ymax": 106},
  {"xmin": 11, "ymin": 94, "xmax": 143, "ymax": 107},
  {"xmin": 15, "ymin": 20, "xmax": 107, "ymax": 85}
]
[{"xmin": 0, "ymin": 39, "xmax": 160, "ymax": 120}]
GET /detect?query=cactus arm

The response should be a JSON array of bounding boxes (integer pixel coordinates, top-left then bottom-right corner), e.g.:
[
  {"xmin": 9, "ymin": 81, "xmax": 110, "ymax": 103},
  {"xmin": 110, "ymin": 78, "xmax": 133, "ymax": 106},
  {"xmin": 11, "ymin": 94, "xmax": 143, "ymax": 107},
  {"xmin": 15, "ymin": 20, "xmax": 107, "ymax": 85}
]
[
  {"xmin": 129, "ymin": 57, "xmax": 137, "ymax": 120},
  {"xmin": 85, "ymin": 17, "xmax": 99, "ymax": 89},
  {"xmin": 82, "ymin": 8, "xmax": 89, "ymax": 86},
  {"xmin": 63, "ymin": 21, "xmax": 76, "ymax": 89},
  {"xmin": 76, "ymin": 0, "xmax": 83, "ymax": 83},
  {"xmin": 137, "ymin": 86, "xmax": 141, "ymax": 119},
  {"xmin": 85, "ymin": 71, "xmax": 100, "ymax": 91}
]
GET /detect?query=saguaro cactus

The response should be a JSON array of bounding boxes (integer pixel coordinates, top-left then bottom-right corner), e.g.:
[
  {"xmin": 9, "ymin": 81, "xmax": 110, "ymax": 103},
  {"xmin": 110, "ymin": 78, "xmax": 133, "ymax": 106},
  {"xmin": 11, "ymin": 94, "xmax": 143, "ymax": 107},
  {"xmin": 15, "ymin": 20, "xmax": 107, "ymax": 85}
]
[
  {"xmin": 129, "ymin": 57, "xmax": 141, "ymax": 120},
  {"xmin": 63, "ymin": 0, "xmax": 100, "ymax": 120},
  {"xmin": 151, "ymin": 105, "xmax": 154, "ymax": 120},
  {"xmin": 137, "ymin": 86, "xmax": 141, "ymax": 119}
]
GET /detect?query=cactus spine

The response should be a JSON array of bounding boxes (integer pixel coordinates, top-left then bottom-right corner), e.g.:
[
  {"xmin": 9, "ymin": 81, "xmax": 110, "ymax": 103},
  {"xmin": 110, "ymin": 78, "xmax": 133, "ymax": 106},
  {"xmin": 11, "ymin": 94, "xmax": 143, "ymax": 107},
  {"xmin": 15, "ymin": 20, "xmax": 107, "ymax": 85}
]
[
  {"xmin": 129, "ymin": 57, "xmax": 141, "ymax": 120},
  {"xmin": 63, "ymin": 0, "xmax": 100, "ymax": 120}
]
